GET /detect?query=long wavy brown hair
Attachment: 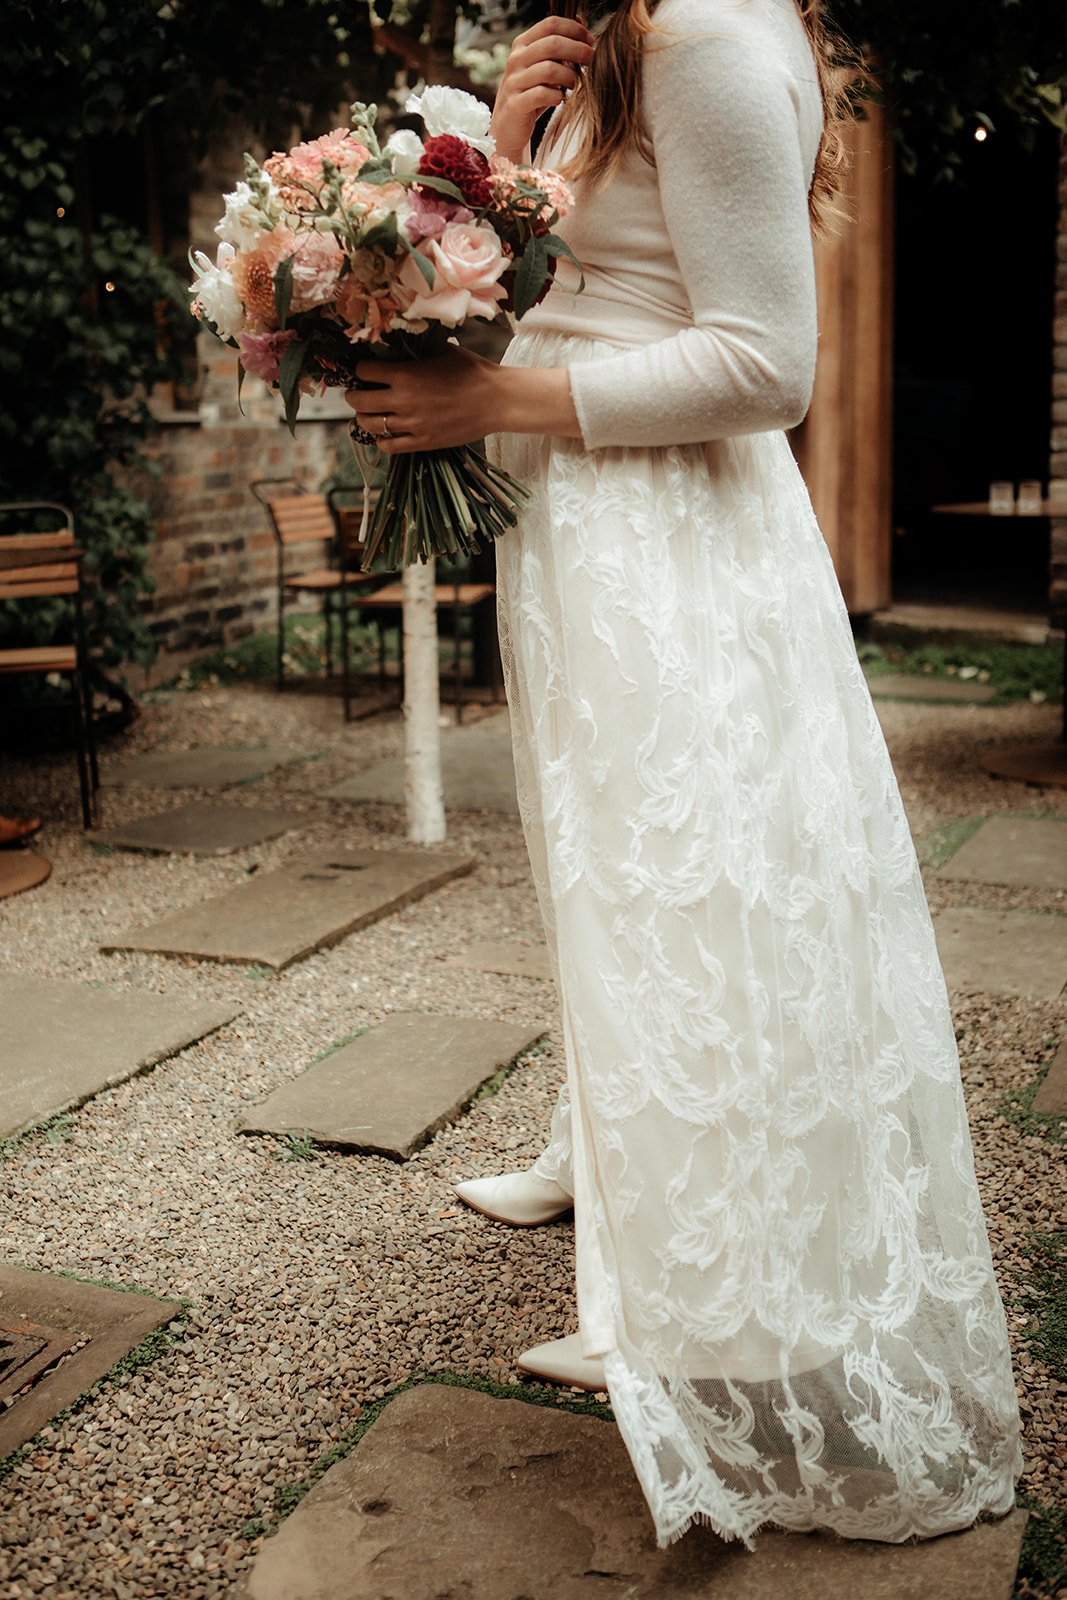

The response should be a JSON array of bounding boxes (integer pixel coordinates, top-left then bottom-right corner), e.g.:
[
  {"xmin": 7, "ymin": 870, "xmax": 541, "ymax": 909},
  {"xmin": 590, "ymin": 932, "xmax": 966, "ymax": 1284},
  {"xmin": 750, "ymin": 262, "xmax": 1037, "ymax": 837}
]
[{"xmin": 550, "ymin": 0, "xmax": 854, "ymax": 234}]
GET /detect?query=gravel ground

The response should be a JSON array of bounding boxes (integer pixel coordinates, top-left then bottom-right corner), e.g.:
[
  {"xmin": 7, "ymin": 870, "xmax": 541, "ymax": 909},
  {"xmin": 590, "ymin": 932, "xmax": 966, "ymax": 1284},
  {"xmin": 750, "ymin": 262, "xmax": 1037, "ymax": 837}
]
[{"xmin": 0, "ymin": 683, "xmax": 1064, "ymax": 1599}]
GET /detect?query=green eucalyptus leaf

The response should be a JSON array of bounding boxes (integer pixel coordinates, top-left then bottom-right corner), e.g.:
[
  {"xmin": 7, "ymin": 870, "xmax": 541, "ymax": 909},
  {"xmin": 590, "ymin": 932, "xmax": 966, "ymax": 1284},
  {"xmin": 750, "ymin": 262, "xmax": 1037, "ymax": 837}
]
[
  {"xmin": 273, "ymin": 252, "xmax": 295, "ymax": 330},
  {"xmin": 278, "ymin": 338, "xmax": 308, "ymax": 436},
  {"xmin": 513, "ymin": 234, "xmax": 549, "ymax": 322},
  {"xmin": 361, "ymin": 210, "xmax": 398, "ymax": 253},
  {"xmin": 544, "ymin": 233, "xmax": 585, "ymax": 291},
  {"xmin": 358, "ymin": 157, "xmax": 398, "ymax": 185},
  {"xmin": 407, "ymin": 248, "xmax": 435, "ymax": 288},
  {"xmin": 402, "ymin": 173, "xmax": 465, "ymax": 203}
]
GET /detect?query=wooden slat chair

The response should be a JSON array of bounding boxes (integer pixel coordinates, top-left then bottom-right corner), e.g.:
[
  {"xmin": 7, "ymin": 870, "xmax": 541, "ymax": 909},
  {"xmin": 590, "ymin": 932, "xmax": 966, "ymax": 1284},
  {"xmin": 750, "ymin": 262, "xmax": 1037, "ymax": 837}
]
[
  {"xmin": 252, "ymin": 479, "xmax": 497, "ymax": 721},
  {"xmin": 251, "ymin": 478, "xmax": 382, "ymax": 721},
  {"xmin": 0, "ymin": 503, "xmax": 98, "ymax": 828}
]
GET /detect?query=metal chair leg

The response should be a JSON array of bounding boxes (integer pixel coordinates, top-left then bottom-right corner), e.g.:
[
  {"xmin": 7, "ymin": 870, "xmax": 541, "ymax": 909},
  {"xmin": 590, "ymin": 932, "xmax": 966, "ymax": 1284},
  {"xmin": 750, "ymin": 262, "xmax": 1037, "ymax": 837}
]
[
  {"xmin": 276, "ymin": 565, "xmax": 286, "ymax": 693},
  {"xmin": 74, "ymin": 589, "xmax": 99, "ymax": 792},
  {"xmin": 340, "ymin": 579, "xmax": 351, "ymax": 722},
  {"xmin": 70, "ymin": 671, "xmax": 94, "ymax": 829},
  {"xmin": 454, "ymin": 587, "xmax": 463, "ymax": 725},
  {"xmin": 324, "ymin": 591, "xmax": 334, "ymax": 678}
]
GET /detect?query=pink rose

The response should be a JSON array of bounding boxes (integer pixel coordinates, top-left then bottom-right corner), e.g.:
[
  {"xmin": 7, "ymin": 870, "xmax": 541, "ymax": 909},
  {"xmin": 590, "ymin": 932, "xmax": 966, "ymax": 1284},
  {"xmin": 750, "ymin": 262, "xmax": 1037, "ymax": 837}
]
[
  {"xmin": 238, "ymin": 328, "xmax": 299, "ymax": 385},
  {"xmin": 398, "ymin": 222, "xmax": 508, "ymax": 327}
]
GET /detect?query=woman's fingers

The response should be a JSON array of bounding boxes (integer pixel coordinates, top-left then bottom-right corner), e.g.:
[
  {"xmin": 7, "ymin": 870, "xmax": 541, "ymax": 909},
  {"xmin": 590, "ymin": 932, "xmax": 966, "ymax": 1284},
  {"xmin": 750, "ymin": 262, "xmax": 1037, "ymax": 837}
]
[
  {"xmin": 510, "ymin": 59, "xmax": 583, "ymax": 96},
  {"xmin": 513, "ymin": 14, "xmax": 594, "ymax": 48},
  {"xmin": 514, "ymin": 32, "xmax": 594, "ymax": 67}
]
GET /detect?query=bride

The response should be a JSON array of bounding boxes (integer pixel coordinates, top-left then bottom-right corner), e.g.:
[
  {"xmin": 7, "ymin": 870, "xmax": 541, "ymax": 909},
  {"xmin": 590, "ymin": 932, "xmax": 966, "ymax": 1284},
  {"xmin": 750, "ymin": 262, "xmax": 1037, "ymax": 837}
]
[{"xmin": 346, "ymin": 0, "xmax": 1023, "ymax": 1551}]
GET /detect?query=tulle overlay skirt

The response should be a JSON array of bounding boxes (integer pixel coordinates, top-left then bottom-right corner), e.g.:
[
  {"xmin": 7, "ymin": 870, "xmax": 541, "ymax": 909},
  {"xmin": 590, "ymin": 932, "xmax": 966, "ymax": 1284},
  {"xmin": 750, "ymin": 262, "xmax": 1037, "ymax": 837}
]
[{"xmin": 486, "ymin": 327, "xmax": 1022, "ymax": 1548}]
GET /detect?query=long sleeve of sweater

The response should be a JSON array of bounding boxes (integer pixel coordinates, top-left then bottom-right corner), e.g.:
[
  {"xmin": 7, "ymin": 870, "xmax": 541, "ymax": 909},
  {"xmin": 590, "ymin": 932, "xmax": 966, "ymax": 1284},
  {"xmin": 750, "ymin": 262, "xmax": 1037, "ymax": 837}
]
[{"xmin": 565, "ymin": 0, "xmax": 821, "ymax": 451}]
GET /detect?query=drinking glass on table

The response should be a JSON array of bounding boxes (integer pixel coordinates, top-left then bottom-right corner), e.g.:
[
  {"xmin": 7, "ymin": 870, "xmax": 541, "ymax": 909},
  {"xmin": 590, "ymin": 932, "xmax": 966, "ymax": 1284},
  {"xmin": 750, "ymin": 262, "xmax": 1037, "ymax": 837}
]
[
  {"xmin": 989, "ymin": 480, "xmax": 1015, "ymax": 515},
  {"xmin": 1017, "ymin": 480, "xmax": 1043, "ymax": 516}
]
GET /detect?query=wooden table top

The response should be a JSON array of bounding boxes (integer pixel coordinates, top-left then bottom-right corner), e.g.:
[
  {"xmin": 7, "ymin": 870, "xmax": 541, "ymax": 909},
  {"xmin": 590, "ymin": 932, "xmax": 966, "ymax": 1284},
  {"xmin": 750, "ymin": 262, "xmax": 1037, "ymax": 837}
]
[{"xmin": 930, "ymin": 500, "xmax": 1067, "ymax": 517}]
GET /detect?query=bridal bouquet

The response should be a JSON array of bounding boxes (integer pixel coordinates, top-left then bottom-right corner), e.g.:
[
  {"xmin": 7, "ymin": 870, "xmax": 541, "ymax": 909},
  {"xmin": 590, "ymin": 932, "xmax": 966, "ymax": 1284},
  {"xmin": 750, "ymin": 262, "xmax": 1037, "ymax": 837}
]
[{"xmin": 189, "ymin": 91, "xmax": 581, "ymax": 569}]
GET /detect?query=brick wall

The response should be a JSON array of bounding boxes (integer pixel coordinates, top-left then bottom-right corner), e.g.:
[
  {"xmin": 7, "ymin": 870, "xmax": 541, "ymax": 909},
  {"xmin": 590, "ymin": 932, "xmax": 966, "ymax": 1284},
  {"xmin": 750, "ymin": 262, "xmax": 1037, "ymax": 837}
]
[
  {"xmin": 124, "ymin": 120, "xmax": 353, "ymax": 686},
  {"xmin": 129, "ymin": 418, "xmax": 347, "ymax": 683},
  {"xmin": 1053, "ymin": 133, "xmax": 1067, "ymax": 628}
]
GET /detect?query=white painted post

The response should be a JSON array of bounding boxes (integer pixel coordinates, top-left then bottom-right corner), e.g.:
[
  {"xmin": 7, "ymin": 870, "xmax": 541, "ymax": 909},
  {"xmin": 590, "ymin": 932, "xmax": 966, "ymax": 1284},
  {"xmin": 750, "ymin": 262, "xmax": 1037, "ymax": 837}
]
[{"xmin": 402, "ymin": 558, "xmax": 446, "ymax": 843}]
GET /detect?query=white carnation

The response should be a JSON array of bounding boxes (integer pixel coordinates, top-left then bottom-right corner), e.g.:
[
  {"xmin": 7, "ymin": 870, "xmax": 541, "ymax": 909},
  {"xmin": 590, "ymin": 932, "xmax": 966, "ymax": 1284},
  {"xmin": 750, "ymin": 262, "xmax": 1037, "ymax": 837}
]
[
  {"xmin": 384, "ymin": 128, "xmax": 425, "ymax": 175},
  {"xmin": 404, "ymin": 85, "xmax": 495, "ymax": 157},
  {"xmin": 215, "ymin": 179, "xmax": 278, "ymax": 251},
  {"xmin": 188, "ymin": 243, "xmax": 245, "ymax": 343}
]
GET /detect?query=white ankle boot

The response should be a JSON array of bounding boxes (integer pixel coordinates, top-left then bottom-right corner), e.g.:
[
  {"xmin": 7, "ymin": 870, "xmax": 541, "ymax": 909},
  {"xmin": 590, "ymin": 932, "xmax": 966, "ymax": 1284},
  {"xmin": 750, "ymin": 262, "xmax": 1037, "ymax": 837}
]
[
  {"xmin": 453, "ymin": 1169, "xmax": 573, "ymax": 1227},
  {"xmin": 517, "ymin": 1333, "xmax": 606, "ymax": 1391}
]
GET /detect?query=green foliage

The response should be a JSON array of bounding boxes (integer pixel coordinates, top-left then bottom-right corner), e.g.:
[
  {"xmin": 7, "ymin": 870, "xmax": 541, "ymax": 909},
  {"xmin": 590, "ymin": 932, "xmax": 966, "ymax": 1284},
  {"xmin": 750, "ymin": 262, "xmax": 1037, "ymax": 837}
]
[
  {"xmin": 0, "ymin": 135, "xmax": 182, "ymax": 670},
  {"xmin": 829, "ymin": 0, "xmax": 1066, "ymax": 177},
  {"xmin": 0, "ymin": 0, "xmax": 389, "ymax": 686},
  {"xmin": 275, "ymin": 1130, "xmax": 319, "ymax": 1162},
  {"xmin": 999, "ymin": 1048, "xmax": 1066, "ymax": 1146},
  {"xmin": 858, "ymin": 638, "xmax": 1064, "ymax": 705},
  {"xmin": 156, "ymin": 611, "xmax": 385, "ymax": 691},
  {"xmin": 1016, "ymin": 1497, "xmax": 1067, "ymax": 1600}
]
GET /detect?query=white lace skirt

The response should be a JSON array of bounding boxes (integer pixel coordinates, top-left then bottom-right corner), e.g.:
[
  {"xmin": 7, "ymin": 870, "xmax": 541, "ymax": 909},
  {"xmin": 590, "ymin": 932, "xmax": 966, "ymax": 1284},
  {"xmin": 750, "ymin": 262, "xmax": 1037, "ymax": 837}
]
[{"xmin": 486, "ymin": 327, "xmax": 1022, "ymax": 1549}]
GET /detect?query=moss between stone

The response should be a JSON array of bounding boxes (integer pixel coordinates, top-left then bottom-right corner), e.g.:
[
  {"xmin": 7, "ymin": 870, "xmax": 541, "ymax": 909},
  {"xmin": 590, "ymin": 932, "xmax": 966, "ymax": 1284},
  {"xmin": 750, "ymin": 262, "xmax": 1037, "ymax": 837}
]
[
  {"xmin": 1015, "ymin": 1498, "xmax": 1067, "ymax": 1600},
  {"xmin": 237, "ymin": 1369, "xmax": 614, "ymax": 1543},
  {"xmin": 998, "ymin": 1047, "xmax": 1065, "ymax": 1147}
]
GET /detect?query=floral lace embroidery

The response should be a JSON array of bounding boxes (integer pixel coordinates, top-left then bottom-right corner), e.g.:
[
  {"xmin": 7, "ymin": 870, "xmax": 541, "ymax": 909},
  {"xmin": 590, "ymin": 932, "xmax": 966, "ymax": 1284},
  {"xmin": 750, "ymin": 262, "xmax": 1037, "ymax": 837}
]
[{"xmin": 488, "ymin": 327, "xmax": 1022, "ymax": 1549}]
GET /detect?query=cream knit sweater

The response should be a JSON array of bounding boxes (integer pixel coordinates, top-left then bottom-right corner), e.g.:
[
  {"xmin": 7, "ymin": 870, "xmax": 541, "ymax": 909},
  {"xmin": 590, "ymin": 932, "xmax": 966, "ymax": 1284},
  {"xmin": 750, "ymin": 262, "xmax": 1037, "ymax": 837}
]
[{"xmin": 519, "ymin": 0, "xmax": 824, "ymax": 450}]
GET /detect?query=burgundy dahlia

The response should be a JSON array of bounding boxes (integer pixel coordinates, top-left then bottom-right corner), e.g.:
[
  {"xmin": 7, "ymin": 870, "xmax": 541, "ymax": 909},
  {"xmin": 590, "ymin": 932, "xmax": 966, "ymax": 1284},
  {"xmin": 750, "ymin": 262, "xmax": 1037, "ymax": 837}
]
[{"xmin": 417, "ymin": 134, "xmax": 492, "ymax": 209}]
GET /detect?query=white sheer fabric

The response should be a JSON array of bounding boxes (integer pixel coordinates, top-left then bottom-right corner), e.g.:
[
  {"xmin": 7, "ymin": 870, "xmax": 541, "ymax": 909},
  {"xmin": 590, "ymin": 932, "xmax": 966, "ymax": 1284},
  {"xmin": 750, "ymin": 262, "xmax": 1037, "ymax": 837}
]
[{"xmin": 488, "ymin": 327, "xmax": 1022, "ymax": 1548}]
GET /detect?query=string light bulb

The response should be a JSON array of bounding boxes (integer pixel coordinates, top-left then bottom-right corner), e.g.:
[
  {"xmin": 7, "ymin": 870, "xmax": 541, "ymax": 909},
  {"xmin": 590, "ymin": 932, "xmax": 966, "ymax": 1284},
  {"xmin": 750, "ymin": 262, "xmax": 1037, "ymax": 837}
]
[
  {"xmin": 104, "ymin": 280, "xmax": 116, "ymax": 293},
  {"xmin": 56, "ymin": 206, "xmax": 66, "ymax": 218},
  {"xmin": 974, "ymin": 126, "xmax": 988, "ymax": 142}
]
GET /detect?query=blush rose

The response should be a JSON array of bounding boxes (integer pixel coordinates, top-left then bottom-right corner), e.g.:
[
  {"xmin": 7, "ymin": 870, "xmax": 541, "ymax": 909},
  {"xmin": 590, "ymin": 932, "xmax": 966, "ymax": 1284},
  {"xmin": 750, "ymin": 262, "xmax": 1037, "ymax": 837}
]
[{"xmin": 398, "ymin": 222, "xmax": 508, "ymax": 326}]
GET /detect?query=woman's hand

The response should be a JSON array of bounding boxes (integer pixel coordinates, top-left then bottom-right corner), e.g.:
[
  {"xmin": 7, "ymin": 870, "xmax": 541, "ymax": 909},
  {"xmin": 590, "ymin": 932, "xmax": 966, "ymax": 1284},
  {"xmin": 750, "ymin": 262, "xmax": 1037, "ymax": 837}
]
[
  {"xmin": 491, "ymin": 14, "xmax": 595, "ymax": 163},
  {"xmin": 344, "ymin": 345, "xmax": 582, "ymax": 452}
]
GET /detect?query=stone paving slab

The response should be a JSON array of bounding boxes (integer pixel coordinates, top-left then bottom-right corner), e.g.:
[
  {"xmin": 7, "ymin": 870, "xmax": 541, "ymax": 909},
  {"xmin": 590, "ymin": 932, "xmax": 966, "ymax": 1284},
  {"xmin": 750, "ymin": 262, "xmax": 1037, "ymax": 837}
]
[
  {"xmin": 238, "ymin": 1013, "xmax": 544, "ymax": 1160},
  {"xmin": 101, "ymin": 848, "xmax": 475, "ymax": 971},
  {"xmin": 938, "ymin": 816, "xmax": 1067, "ymax": 891},
  {"xmin": 0, "ymin": 974, "xmax": 237, "ymax": 1140},
  {"xmin": 95, "ymin": 802, "xmax": 301, "ymax": 857},
  {"xmin": 239, "ymin": 1384, "xmax": 1028, "ymax": 1600},
  {"xmin": 0, "ymin": 1265, "xmax": 180, "ymax": 1455},
  {"xmin": 982, "ymin": 740, "xmax": 1067, "ymax": 790},
  {"xmin": 0, "ymin": 849, "xmax": 51, "ymax": 901},
  {"xmin": 101, "ymin": 746, "xmax": 306, "ymax": 789},
  {"xmin": 866, "ymin": 673, "xmax": 997, "ymax": 704},
  {"xmin": 932, "ymin": 907, "xmax": 1067, "ymax": 1000},
  {"xmin": 1033, "ymin": 1037, "xmax": 1067, "ymax": 1115},
  {"xmin": 322, "ymin": 724, "xmax": 518, "ymax": 814},
  {"xmin": 450, "ymin": 939, "xmax": 554, "ymax": 981}
]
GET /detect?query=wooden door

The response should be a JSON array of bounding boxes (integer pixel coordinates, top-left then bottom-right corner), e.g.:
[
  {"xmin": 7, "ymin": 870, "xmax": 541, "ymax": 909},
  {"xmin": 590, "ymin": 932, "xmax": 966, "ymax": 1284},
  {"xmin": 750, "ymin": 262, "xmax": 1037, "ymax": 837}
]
[{"xmin": 791, "ymin": 93, "xmax": 895, "ymax": 616}]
